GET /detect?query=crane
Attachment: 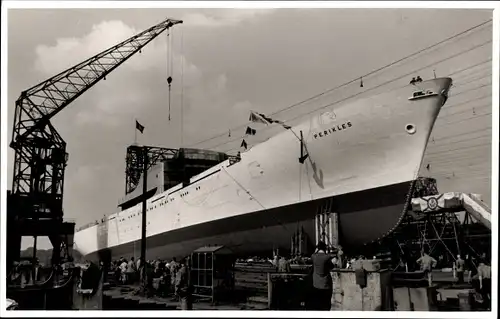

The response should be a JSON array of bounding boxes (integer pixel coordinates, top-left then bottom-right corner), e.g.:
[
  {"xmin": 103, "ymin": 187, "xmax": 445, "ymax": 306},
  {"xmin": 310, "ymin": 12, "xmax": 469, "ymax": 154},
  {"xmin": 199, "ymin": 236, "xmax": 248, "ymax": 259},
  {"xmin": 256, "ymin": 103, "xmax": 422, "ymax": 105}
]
[{"xmin": 7, "ymin": 17, "xmax": 182, "ymax": 270}]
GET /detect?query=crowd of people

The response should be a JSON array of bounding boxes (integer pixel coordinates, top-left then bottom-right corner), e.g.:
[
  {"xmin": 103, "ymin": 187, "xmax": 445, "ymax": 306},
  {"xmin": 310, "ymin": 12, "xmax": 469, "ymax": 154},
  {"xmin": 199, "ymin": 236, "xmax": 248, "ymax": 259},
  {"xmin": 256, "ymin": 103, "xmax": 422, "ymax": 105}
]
[
  {"xmin": 101, "ymin": 244, "xmax": 491, "ymax": 311},
  {"xmin": 413, "ymin": 249, "xmax": 491, "ymax": 309},
  {"xmin": 108, "ymin": 256, "xmax": 192, "ymax": 309}
]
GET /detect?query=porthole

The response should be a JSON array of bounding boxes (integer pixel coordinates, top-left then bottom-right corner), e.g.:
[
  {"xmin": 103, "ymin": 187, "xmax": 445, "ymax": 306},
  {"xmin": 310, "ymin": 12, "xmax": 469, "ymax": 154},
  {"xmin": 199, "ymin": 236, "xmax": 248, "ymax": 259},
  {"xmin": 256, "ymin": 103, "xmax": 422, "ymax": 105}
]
[{"xmin": 405, "ymin": 124, "xmax": 416, "ymax": 135}]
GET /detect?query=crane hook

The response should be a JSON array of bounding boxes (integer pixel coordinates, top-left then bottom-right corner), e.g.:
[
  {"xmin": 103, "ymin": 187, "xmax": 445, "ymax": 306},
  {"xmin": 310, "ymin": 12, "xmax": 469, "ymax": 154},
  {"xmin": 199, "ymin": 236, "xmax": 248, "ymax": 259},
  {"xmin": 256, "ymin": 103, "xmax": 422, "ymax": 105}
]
[{"xmin": 167, "ymin": 76, "xmax": 172, "ymax": 85}]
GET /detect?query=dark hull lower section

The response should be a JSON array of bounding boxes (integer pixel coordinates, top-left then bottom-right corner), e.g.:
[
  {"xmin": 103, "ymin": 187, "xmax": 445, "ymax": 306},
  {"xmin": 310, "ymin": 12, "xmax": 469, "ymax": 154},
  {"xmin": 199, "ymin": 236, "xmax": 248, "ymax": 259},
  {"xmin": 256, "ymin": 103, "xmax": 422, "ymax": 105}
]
[{"xmin": 89, "ymin": 181, "xmax": 414, "ymax": 262}]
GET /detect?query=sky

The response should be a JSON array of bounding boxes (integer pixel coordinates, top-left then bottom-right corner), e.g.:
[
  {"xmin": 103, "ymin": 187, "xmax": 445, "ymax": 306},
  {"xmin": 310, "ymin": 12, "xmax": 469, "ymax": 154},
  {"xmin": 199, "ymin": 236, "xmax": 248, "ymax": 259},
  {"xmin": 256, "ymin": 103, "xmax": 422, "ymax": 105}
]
[{"xmin": 5, "ymin": 7, "xmax": 494, "ymax": 249}]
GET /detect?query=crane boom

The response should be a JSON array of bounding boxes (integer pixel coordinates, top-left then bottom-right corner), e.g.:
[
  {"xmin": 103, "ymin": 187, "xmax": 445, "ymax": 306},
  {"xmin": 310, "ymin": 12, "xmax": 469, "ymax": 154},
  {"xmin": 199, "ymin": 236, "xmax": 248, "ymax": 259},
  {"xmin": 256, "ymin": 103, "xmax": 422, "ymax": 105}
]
[{"xmin": 10, "ymin": 18, "xmax": 182, "ymax": 221}]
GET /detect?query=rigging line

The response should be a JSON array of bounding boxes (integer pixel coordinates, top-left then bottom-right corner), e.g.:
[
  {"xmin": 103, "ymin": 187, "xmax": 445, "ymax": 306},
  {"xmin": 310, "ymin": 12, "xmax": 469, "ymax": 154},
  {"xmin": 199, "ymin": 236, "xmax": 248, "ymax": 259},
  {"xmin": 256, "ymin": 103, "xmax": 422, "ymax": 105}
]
[
  {"xmin": 426, "ymin": 150, "xmax": 492, "ymax": 163},
  {"xmin": 299, "ymin": 162, "xmax": 302, "ymax": 202},
  {"xmin": 425, "ymin": 149, "xmax": 493, "ymax": 162},
  {"xmin": 215, "ymin": 40, "xmax": 493, "ymax": 152},
  {"xmin": 426, "ymin": 135, "xmax": 491, "ymax": 151},
  {"xmin": 440, "ymin": 112, "xmax": 491, "ymax": 126},
  {"xmin": 220, "ymin": 166, "xmax": 289, "ymax": 232},
  {"xmin": 187, "ymin": 20, "xmax": 492, "ymax": 148},
  {"xmin": 283, "ymin": 41, "xmax": 493, "ymax": 123},
  {"xmin": 220, "ymin": 166, "xmax": 265, "ymax": 210},
  {"xmin": 442, "ymin": 93, "xmax": 491, "ymax": 109},
  {"xmin": 217, "ymin": 42, "xmax": 493, "ymax": 153},
  {"xmin": 304, "ymin": 161, "xmax": 313, "ymax": 201},
  {"xmin": 266, "ymin": 19, "xmax": 493, "ymax": 118},
  {"xmin": 426, "ymin": 157, "xmax": 493, "ymax": 169},
  {"xmin": 452, "ymin": 73, "xmax": 492, "ymax": 88},
  {"xmin": 447, "ymin": 59, "xmax": 492, "ymax": 77},
  {"xmin": 438, "ymin": 103, "xmax": 491, "ymax": 118},
  {"xmin": 449, "ymin": 82, "xmax": 492, "ymax": 98},
  {"xmin": 429, "ymin": 127, "xmax": 492, "ymax": 143},
  {"xmin": 430, "ymin": 167, "xmax": 492, "ymax": 176},
  {"xmin": 453, "ymin": 67, "xmax": 492, "ymax": 83},
  {"xmin": 426, "ymin": 142, "xmax": 491, "ymax": 156},
  {"xmin": 425, "ymin": 151, "xmax": 493, "ymax": 163}
]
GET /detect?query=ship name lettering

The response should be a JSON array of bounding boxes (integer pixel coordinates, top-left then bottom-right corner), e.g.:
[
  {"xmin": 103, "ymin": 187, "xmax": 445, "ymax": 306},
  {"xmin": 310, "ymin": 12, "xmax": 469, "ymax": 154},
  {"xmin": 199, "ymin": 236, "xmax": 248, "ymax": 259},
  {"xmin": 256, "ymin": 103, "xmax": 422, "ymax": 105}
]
[{"xmin": 313, "ymin": 121, "xmax": 352, "ymax": 139}]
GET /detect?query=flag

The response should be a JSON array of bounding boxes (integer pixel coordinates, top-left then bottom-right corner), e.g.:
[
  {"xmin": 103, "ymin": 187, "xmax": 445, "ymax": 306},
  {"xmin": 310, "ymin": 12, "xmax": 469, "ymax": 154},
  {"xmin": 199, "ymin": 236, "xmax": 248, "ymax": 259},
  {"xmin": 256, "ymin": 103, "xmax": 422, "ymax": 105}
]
[
  {"xmin": 136, "ymin": 120, "xmax": 145, "ymax": 134},
  {"xmin": 245, "ymin": 126, "xmax": 256, "ymax": 135},
  {"xmin": 241, "ymin": 139, "xmax": 248, "ymax": 150},
  {"xmin": 249, "ymin": 111, "xmax": 291, "ymax": 130},
  {"xmin": 249, "ymin": 111, "xmax": 273, "ymax": 125}
]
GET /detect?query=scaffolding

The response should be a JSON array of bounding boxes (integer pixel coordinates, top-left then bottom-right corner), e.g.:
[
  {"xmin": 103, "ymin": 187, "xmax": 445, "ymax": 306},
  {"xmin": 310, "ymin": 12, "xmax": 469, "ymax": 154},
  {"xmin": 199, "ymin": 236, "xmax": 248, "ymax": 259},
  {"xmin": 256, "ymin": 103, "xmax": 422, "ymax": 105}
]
[
  {"xmin": 377, "ymin": 178, "xmax": 491, "ymax": 271},
  {"xmin": 190, "ymin": 246, "xmax": 235, "ymax": 304}
]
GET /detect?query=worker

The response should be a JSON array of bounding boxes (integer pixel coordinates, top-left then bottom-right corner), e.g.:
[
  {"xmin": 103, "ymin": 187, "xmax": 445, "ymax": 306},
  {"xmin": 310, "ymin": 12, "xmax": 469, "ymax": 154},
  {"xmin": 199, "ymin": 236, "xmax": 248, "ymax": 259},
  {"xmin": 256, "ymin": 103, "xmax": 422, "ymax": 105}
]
[
  {"xmin": 119, "ymin": 258, "xmax": 128, "ymax": 284},
  {"xmin": 455, "ymin": 255, "xmax": 465, "ymax": 284},
  {"xmin": 416, "ymin": 76, "xmax": 423, "ymax": 82},
  {"xmin": 476, "ymin": 260, "xmax": 491, "ymax": 309},
  {"xmin": 278, "ymin": 256, "xmax": 291, "ymax": 273},
  {"xmin": 136, "ymin": 257, "xmax": 141, "ymax": 271},
  {"xmin": 175, "ymin": 258, "xmax": 193, "ymax": 310},
  {"xmin": 126, "ymin": 257, "xmax": 136, "ymax": 284},
  {"xmin": 416, "ymin": 249, "xmax": 437, "ymax": 286},
  {"xmin": 310, "ymin": 241, "xmax": 335, "ymax": 310},
  {"xmin": 337, "ymin": 246, "xmax": 344, "ymax": 268},
  {"xmin": 169, "ymin": 257, "xmax": 179, "ymax": 298},
  {"xmin": 9, "ymin": 261, "xmax": 21, "ymax": 286},
  {"xmin": 410, "ymin": 77, "xmax": 416, "ymax": 85},
  {"xmin": 272, "ymin": 254, "xmax": 279, "ymax": 271}
]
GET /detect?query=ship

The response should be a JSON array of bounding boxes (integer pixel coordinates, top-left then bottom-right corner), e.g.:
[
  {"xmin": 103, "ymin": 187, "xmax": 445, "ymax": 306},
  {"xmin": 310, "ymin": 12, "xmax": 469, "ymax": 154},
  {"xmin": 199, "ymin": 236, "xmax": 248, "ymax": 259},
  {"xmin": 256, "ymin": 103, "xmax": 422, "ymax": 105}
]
[{"xmin": 74, "ymin": 77, "xmax": 453, "ymax": 262}]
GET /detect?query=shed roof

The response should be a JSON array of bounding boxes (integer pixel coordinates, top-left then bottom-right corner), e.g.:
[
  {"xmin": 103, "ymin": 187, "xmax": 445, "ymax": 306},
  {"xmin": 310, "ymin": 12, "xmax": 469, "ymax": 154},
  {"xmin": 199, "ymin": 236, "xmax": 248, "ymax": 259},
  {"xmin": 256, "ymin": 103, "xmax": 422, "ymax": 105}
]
[{"xmin": 192, "ymin": 245, "xmax": 233, "ymax": 254}]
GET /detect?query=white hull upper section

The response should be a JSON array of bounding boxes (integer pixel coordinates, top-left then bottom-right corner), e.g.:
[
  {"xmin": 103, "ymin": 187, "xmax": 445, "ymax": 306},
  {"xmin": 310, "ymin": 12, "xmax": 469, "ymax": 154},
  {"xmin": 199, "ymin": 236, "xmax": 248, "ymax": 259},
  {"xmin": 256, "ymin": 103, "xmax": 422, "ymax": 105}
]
[{"xmin": 74, "ymin": 78, "xmax": 452, "ymax": 257}]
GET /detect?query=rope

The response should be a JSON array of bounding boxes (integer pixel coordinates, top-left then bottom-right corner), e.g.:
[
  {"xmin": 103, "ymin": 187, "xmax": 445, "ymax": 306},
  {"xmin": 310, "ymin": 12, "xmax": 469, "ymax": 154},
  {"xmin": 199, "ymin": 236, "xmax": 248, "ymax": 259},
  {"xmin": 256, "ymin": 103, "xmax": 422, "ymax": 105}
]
[
  {"xmin": 220, "ymin": 167, "xmax": 289, "ymax": 232},
  {"xmin": 221, "ymin": 166, "xmax": 265, "ymax": 210},
  {"xmin": 298, "ymin": 162, "xmax": 302, "ymax": 202},
  {"xmin": 166, "ymin": 29, "xmax": 171, "ymax": 121}
]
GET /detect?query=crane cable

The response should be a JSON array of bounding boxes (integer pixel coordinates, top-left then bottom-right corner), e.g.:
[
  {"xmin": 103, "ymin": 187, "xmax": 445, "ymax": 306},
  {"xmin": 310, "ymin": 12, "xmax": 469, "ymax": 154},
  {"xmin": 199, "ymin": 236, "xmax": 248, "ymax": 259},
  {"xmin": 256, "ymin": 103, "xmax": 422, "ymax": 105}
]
[
  {"xmin": 180, "ymin": 26, "xmax": 185, "ymax": 147},
  {"xmin": 166, "ymin": 29, "xmax": 173, "ymax": 121}
]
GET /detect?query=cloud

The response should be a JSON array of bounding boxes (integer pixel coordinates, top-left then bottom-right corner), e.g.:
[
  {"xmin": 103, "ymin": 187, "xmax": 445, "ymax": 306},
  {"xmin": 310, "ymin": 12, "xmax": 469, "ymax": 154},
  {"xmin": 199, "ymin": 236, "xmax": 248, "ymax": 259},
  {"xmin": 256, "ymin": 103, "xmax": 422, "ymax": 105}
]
[
  {"xmin": 33, "ymin": 19, "xmax": 226, "ymax": 129},
  {"xmin": 181, "ymin": 9, "xmax": 274, "ymax": 27}
]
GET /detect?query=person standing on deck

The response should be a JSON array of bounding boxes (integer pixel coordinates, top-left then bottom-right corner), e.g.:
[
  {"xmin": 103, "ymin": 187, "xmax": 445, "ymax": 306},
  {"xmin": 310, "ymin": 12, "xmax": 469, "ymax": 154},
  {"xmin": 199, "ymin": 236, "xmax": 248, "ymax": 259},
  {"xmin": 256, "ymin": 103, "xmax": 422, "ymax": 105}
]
[
  {"xmin": 310, "ymin": 241, "xmax": 336, "ymax": 310},
  {"xmin": 416, "ymin": 249, "xmax": 437, "ymax": 286}
]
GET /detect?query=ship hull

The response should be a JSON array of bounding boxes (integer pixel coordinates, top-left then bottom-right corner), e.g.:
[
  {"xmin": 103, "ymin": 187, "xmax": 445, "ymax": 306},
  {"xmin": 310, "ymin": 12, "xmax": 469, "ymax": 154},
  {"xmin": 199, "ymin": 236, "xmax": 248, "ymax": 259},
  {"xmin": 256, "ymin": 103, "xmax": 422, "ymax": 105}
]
[
  {"xmin": 87, "ymin": 180, "xmax": 412, "ymax": 262},
  {"xmin": 74, "ymin": 78, "xmax": 453, "ymax": 262}
]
